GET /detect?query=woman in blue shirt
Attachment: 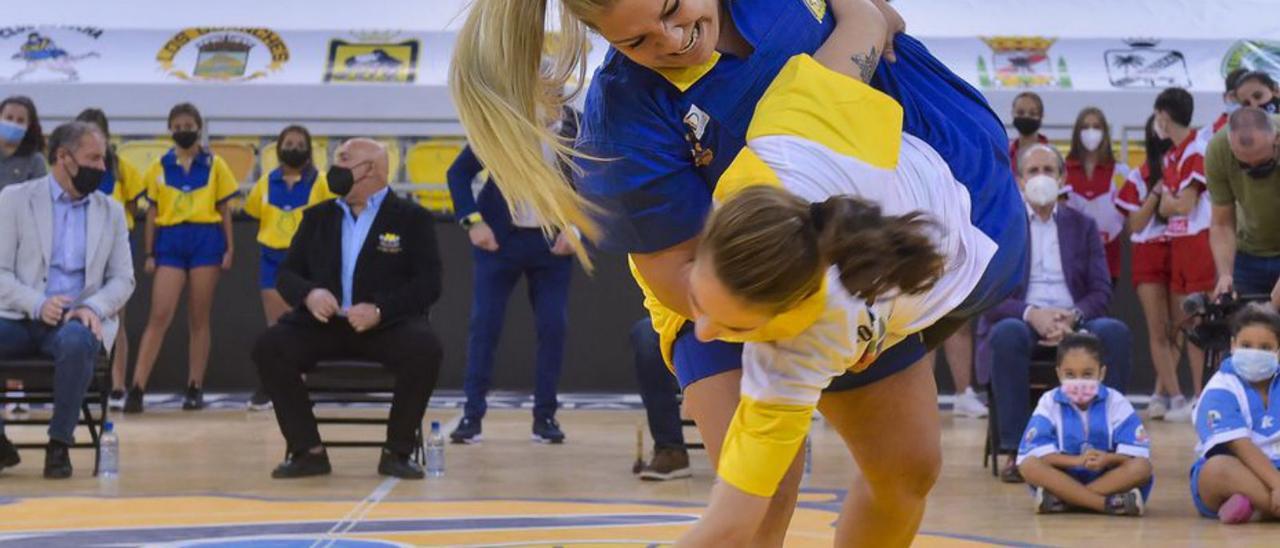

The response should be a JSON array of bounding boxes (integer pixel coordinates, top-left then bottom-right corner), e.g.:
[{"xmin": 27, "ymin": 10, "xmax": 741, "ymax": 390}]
[{"xmin": 451, "ymin": 1, "xmax": 1022, "ymax": 544}]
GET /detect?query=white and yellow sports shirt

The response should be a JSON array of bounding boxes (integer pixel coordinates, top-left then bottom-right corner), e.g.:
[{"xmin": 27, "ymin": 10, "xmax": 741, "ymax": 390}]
[{"xmin": 701, "ymin": 54, "xmax": 999, "ymax": 497}]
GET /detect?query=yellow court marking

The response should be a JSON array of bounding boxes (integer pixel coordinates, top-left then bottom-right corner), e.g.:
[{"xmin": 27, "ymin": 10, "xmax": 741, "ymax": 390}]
[{"xmin": 0, "ymin": 496, "xmax": 1004, "ymax": 547}]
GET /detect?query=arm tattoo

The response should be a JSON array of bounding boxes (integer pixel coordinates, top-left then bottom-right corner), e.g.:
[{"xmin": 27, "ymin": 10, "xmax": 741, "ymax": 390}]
[{"xmin": 851, "ymin": 46, "xmax": 878, "ymax": 82}]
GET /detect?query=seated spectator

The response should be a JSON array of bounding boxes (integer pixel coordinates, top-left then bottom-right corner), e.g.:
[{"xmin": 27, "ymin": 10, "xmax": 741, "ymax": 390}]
[
  {"xmin": 0, "ymin": 95, "xmax": 48, "ymax": 189},
  {"xmin": 0, "ymin": 121, "xmax": 135, "ymax": 478},
  {"xmin": 252, "ymin": 138, "xmax": 443, "ymax": 480},
  {"xmin": 631, "ymin": 318, "xmax": 690, "ymax": 481},
  {"xmin": 983, "ymin": 143, "xmax": 1132, "ymax": 483},
  {"xmin": 1191, "ymin": 305, "xmax": 1280, "ymax": 524},
  {"xmin": 1017, "ymin": 333, "xmax": 1152, "ymax": 516}
]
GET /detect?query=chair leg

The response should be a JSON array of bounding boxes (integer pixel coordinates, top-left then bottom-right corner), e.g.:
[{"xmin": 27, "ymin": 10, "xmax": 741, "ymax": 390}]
[
  {"xmin": 986, "ymin": 383, "xmax": 999, "ymax": 477},
  {"xmin": 413, "ymin": 425, "xmax": 425, "ymax": 466}
]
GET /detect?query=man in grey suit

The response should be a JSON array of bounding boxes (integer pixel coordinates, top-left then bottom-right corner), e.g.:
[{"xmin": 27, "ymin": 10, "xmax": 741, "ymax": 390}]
[{"xmin": 0, "ymin": 121, "xmax": 134, "ymax": 479}]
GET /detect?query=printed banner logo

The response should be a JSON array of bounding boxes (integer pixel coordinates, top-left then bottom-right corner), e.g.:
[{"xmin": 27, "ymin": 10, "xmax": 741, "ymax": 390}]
[
  {"xmin": 977, "ymin": 36, "xmax": 1072, "ymax": 89},
  {"xmin": 324, "ymin": 31, "xmax": 419, "ymax": 84},
  {"xmin": 1222, "ymin": 39, "xmax": 1280, "ymax": 81},
  {"xmin": 157, "ymin": 28, "xmax": 289, "ymax": 82},
  {"xmin": 1106, "ymin": 39, "xmax": 1190, "ymax": 88},
  {"xmin": 1, "ymin": 26, "xmax": 101, "ymax": 82}
]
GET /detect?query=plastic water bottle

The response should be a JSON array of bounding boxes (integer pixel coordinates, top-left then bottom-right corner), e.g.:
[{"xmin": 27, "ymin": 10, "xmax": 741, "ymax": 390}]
[
  {"xmin": 425, "ymin": 421, "xmax": 445, "ymax": 477},
  {"xmin": 99, "ymin": 421, "xmax": 119, "ymax": 478}
]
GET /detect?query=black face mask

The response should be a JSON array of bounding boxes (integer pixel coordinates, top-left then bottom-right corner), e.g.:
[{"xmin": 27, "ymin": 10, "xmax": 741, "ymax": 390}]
[
  {"xmin": 66, "ymin": 156, "xmax": 105, "ymax": 196},
  {"xmin": 172, "ymin": 130, "xmax": 199, "ymax": 149},
  {"xmin": 1013, "ymin": 116, "xmax": 1042, "ymax": 136},
  {"xmin": 278, "ymin": 148, "xmax": 310, "ymax": 169},
  {"xmin": 327, "ymin": 163, "xmax": 364, "ymax": 196}
]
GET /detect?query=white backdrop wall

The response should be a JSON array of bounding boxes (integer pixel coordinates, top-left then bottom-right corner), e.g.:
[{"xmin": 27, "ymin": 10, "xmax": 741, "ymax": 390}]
[{"xmin": 1, "ymin": 1, "xmax": 1274, "ymax": 137}]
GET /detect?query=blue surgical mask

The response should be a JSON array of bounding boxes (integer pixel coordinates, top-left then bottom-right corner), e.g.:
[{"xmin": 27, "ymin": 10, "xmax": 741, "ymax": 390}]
[
  {"xmin": 0, "ymin": 120, "xmax": 26, "ymax": 144},
  {"xmin": 1232, "ymin": 348, "xmax": 1280, "ymax": 383}
]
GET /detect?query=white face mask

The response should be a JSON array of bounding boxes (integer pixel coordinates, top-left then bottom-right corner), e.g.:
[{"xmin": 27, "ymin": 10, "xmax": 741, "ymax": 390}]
[
  {"xmin": 1023, "ymin": 174, "xmax": 1061, "ymax": 207},
  {"xmin": 1080, "ymin": 128, "xmax": 1105, "ymax": 152},
  {"xmin": 1225, "ymin": 101, "xmax": 1242, "ymax": 115},
  {"xmin": 1233, "ymin": 348, "xmax": 1280, "ymax": 383}
]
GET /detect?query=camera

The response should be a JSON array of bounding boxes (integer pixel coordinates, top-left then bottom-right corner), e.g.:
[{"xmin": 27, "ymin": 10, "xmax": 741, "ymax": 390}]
[{"xmin": 1181, "ymin": 292, "xmax": 1271, "ymax": 367}]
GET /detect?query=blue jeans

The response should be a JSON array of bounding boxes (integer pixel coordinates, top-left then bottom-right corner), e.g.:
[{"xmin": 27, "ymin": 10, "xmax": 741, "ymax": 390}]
[
  {"xmin": 0, "ymin": 318, "xmax": 101, "ymax": 444},
  {"xmin": 990, "ymin": 317, "xmax": 1132, "ymax": 451},
  {"xmin": 463, "ymin": 229, "xmax": 572, "ymax": 421},
  {"xmin": 631, "ymin": 319, "xmax": 685, "ymax": 451},
  {"xmin": 1234, "ymin": 252, "xmax": 1280, "ymax": 297}
]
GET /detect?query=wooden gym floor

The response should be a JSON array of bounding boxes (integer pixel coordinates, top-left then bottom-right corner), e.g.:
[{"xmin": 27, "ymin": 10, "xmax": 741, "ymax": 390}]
[{"xmin": 0, "ymin": 395, "xmax": 1275, "ymax": 547}]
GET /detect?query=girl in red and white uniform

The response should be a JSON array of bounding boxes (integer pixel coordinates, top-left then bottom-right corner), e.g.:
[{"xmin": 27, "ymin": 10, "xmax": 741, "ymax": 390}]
[
  {"xmin": 1116, "ymin": 115, "xmax": 1183, "ymax": 422},
  {"xmin": 1064, "ymin": 107, "xmax": 1128, "ymax": 281}
]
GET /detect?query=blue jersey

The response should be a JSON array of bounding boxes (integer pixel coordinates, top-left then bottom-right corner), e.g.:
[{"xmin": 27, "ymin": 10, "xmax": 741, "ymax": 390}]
[
  {"xmin": 1195, "ymin": 360, "xmax": 1280, "ymax": 462},
  {"xmin": 575, "ymin": 0, "xmax": 1018, "ymax": 256},
  {"xmin": 1017, "ymin": 386, "xmax": 1151, "ymax": 465}
]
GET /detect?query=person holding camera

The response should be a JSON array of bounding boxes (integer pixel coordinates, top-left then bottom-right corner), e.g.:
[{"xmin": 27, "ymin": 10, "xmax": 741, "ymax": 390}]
[
  {"xmin": 981, "ymin": 143, "xmax": 1132, "ymax": 483},
  {"xmin": 1208, "ymin": 107, "xmax": 1280, "ymax": 310}
]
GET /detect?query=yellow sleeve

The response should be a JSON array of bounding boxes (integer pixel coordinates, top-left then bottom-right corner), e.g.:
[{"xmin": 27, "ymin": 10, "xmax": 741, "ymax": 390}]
[
  {"xmin": 312, "ymin": 172, "xmax": 337, "ymax": 203},
  {"xmin": 244, "ymin": 175, "xmax": 266, "ymax": 219},
  {"xmin": 210, "ymin": 156, "xmax": 240, "ymax": 203},
  {"xmin": 118, "ymin": 157, "xmax": 145, "ymax": 201},
  {"xmin": 718, "ymin": 396, "xmax": 814, "ymax": 498},
  {"xmin": 142, "ymin": 160, "xmax": 163, "ymax": 204}
]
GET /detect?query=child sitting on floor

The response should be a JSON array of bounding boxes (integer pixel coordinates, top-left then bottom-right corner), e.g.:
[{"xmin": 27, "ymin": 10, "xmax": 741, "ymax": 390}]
[
  {"xmin": 1017, "ymin": 332, "xmax": 1154, "ymax": 516},
  {"xmin": 1192, "ymin": 304, "xmax": 1280, "ymax": 524}
]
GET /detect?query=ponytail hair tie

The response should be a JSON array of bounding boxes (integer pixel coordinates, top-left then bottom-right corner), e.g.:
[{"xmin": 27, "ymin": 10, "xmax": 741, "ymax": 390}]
[{"xmin": 809, "ymin": 201, "xmax": 826, "ymax": 232}]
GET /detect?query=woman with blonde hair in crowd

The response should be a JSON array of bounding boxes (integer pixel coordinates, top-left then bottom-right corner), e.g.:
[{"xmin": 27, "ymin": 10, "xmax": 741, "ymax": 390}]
[{"xmin": 1064, "ymin": 106, "xmax": 1127, "ymax": 282}]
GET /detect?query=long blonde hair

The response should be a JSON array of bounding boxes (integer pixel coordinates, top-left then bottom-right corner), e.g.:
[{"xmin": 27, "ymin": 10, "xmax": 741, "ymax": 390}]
[{"xmin": 450, "ymin": 0, "xmax": 612, "ymax": 268}]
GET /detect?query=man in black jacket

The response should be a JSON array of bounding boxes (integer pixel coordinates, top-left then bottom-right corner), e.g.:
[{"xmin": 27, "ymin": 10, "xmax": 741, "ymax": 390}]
[{"xmin": 253, "ymin": 138, "xmax": 443, "ymax": 480}]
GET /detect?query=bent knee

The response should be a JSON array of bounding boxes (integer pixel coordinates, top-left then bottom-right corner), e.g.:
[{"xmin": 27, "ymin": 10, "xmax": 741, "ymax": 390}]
[{"xmin": 867, "ymin": 450, "xmax": 941, "ymax": 500}]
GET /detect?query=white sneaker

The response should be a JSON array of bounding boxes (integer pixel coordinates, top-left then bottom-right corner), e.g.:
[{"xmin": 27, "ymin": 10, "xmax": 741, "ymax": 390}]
[
  {"xmin": 1165, "ymin": 395, "xmax": 1195, "ymax": 422},
  {"xmin": 108, "ymin": 389, "xmax": 126, "ymax": 411},
  {"xmin": 953, "ymin": 387, "xmax": 989, "ymax": 418},
  {"xmin": 1147, "ymin": 394, "xmax": 1168, "ymax": 420}
]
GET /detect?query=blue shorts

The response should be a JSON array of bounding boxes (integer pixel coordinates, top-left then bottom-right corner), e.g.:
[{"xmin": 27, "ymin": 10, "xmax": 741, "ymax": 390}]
[
  {"xmin": 259, "ymin": 247, "xmax": 287, "ymax": 289},
  {"xmin": 1189, "ymin": 458, "xmax": 1216, "ymax": 518},
  {"xmin": 154, "ymin": 223, "xmax": 225, "ymax": 270},
  {"xmin": 1189, "ymin": 455, "xmax": 1280, "ymax": 518},
  {"xmin": 672, "ymin": 324, "xmax": 744, "ymax": 389}
]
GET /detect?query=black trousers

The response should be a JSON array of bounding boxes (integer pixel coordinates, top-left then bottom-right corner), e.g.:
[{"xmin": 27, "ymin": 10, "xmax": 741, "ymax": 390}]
[{"xmin": 252, "ymin": 317, "xmax": 443, "ymax": 456}]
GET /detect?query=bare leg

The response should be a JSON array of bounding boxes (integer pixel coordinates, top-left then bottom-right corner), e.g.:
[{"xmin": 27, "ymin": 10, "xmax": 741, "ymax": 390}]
[
  {"xmin": 261, "ymin": 289, "xmax": 290, "ymax": 327},
  {"xmin": 1085, "ymin": 457, "xmax": 1154, "ymax": 496},
  {"xmin": 943, "ymin": 324, "xmax": 973, "ymax": 393},
  {"xmin": 111, "ymin": 310, "xmax": 129, "ymax": 391},
  {"xmin": 131, "ymin": 267, "xmax": 187, "ymax": 390},
  {"xmin": 1018, "ymin": 457, "xmax": 1106, "ymax": 512},
  {"xmin": 682, "ymin": 369, "xmax": 803, "ymax": 548},
  {"xmin": 1197, "ymin": 455, "xmax": 1276, "ymax": 517},
  {"xmin": 1136, "ymin": 284, "xmax": 1180, "ymax": 398},
  {"xmin": 185, "ymin": 266, "xmax": 221, "ymax": 387},
  {"xmin": 1171, "ymin": 292, "xmax": 1205, "ymax": 397},
  {"xmin": 817, "ymin": 356, "xmax": 941, "ymax": 548}
]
